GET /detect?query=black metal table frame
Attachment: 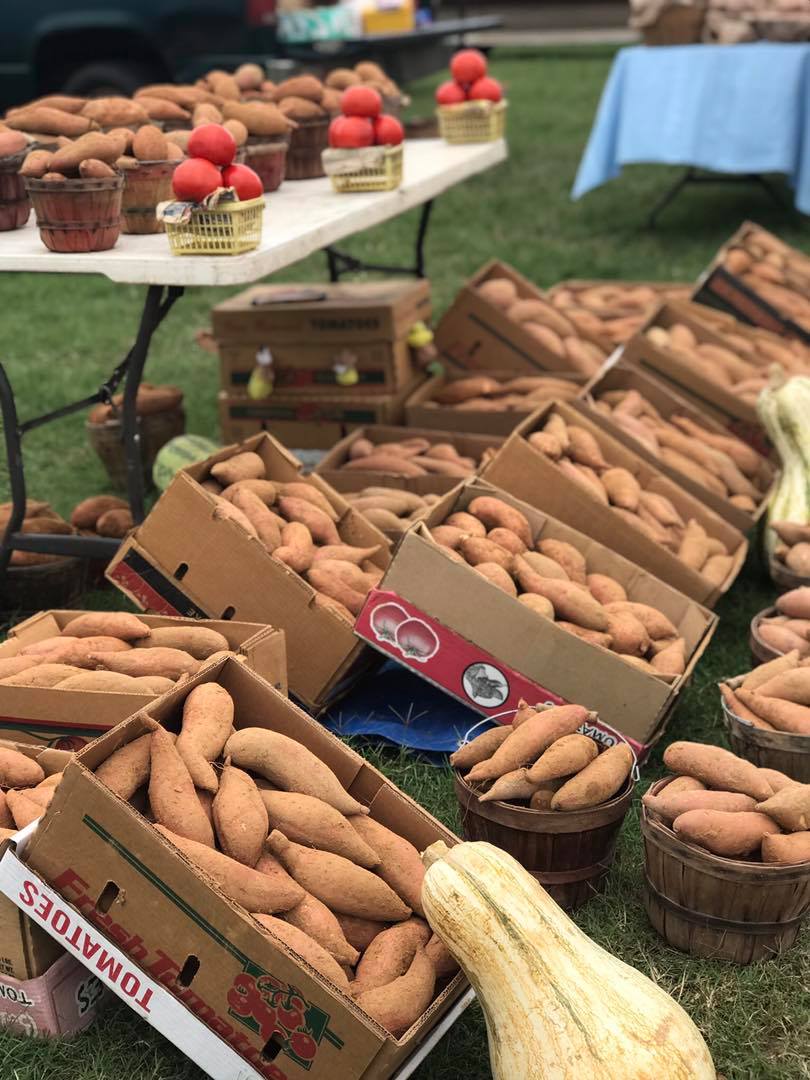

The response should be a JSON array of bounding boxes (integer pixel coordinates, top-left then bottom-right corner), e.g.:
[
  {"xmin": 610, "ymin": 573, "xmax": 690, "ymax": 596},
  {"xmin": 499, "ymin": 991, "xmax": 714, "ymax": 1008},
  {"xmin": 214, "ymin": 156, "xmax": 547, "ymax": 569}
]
[
  {"xmin": 0, "ymin": 201, "xmax": 435, "ymax": 582},
  {"xmin": 647, "ymin": 167, "xmax": 795, "ymax": 228}
]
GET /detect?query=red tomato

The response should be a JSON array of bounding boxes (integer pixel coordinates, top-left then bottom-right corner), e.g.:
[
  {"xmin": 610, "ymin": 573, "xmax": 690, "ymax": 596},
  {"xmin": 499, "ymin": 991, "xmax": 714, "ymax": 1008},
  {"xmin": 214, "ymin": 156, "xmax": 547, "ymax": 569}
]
[
  {"xmin": 450, "ymin": 49, "xmax": 487, "ymax": 86},
  {"xmin": 329, "ymin": 115, "xmax": 374, "ymax": 149},
  {"xmin": 468, "ymin": 76, "xmax": 503, "ymax": 103},
  {"xmin": 373, "ymin": 114, "xmax": 404, "ymax": 146},
  {"xmin": 221, "ymin": 163, "xmax": 263, "ymax": 200},
  {"xmin": 172, "ymin": 157, "xmax": 223, "ymax": 202},
  {"xmin": 187, "ymin": 123, "xmax": 237, "ymax": 167},
  {"xmin": 435, "ymin": 80, "xmax": 467, "ymax": 106},
  {"xmin": 341, "ymin": 85, "xmax": 383, "ymax": 118}
]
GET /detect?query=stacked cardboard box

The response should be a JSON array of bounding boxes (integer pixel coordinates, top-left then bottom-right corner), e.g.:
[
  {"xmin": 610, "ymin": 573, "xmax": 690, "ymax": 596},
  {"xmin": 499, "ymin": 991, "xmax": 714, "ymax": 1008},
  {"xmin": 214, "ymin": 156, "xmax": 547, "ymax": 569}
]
[{"xmin": 211, "ymin": 281, "xmax": 432, "ymax": 450}]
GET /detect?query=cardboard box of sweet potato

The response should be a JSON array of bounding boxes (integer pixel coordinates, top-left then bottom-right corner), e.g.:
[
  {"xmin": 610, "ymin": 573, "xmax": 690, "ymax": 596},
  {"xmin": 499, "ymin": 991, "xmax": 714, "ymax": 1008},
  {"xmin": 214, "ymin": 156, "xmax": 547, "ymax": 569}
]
[
  {"xmin": 0, "ymin": 742, "xmax": 71, "ymax": 979},
  {"xmin": 693, "ymin": 220, "xmax": 810, "ymax": 342},
  {"xmin": 404, "ymin": 371, "xmax": 586, "ymax": 436},
  {"xmin": 107, "ymin": 433, "xmax": 389, "ymax": 714},
  {"xmin": 580, "ymin": 360, "xmax": 775, "ymax": 533},
  {"xmin": 354, "ymin": 479, "xmax": 717, "ymax": 753},
  {"xmin": 479, "ymin": 399, "xmax": 748, "ymax": 607},
  {"xmin": 434, "ymin": 260, "xmax": 608, "ymax": 376},
  {"xmin": 21, "ymin": 657, "xmax": 468, "ymax": 1080},
  {"xmin": 0, "ymin": 612, "xmax": 287, "ymax": 748}
]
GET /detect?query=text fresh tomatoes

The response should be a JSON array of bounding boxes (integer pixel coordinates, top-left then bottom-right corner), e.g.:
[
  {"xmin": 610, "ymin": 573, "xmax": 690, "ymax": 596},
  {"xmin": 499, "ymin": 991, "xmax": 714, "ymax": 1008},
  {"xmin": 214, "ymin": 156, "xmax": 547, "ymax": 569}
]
[
  {"xmin": 187, "ymin": 123, "xmax": 237, "ymax": 167},
  {"xmin": 221, "ymin": 163, "xmax": 263, "ymax": 200},
  {"xmin": 172, "ymin": 157, "xmax": 222, "ymax": 202},
  {"xmin": 450, "ymin": 49, "xmax": 487, "ymax": 86},
  {"xmin": 341, "ymin": 85, "xmax": 383, "ymax": 118}
]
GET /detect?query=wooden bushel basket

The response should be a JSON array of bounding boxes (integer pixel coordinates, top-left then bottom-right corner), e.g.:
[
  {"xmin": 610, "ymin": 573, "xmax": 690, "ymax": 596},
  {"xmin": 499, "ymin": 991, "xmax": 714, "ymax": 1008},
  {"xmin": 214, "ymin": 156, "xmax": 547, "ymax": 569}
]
[
  {"xmin": 86, "ymin": 407, "xmax": 186, "ymax": 491},
  {"xmin": 285, "ymin": 117, "xmax": 329, "ymax": 180},
  {"xmin": 642, "ymin": 777, "xmax": 810, "ymax": 963},
  {"xmin": 25, "ymin": 174, "xmax": 124, "ymax": 253},
  {"xmin": 0, "ymin": 148, "xmax": 30, "ymax": 231},
  {"xmin": 749, "ymin": 606, "xmax": 781, "ymax": 665},
  {"xmin": 769, "ymin": 555, "xmax": 810, "ymax": 591},
  {"xmin": 243, "ymin": 141, "xmax": 288, "ymax": 193},
  {"xmin": 720, "ymin": 673, "xmax": 810, "ymax": 783},
  {"xmin": 121, "ymin": 160, "xmax": 178, "ymax": 234}
]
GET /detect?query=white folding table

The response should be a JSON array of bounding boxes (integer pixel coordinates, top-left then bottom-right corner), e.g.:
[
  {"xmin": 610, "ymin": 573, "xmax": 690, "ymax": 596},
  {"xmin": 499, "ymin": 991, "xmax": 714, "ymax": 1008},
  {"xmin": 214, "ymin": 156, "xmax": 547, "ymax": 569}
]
[{"xmin": 0, "ymin": 138, "xmax": 507, "ymax": 574}]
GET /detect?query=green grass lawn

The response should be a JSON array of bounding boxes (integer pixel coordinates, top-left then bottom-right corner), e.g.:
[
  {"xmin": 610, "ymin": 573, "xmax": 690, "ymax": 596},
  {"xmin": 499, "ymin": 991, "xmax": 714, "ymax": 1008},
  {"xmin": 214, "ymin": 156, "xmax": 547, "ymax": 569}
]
[{"xmin": 1, "ymin": 46, "xmax": 808, "ymax": 1080}]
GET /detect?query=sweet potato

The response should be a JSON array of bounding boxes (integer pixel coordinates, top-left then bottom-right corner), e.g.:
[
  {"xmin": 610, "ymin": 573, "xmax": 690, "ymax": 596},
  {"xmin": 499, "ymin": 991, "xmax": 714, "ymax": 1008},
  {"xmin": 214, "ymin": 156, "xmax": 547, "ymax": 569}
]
[
  {"xmin": 776, "ymin": 587, "xmax": 810, "ymax": 620},
  {"xmin": 459, "ymin": 537, "xmax": 513, "ymax": 571},
  {"xmin": 678, "ymin": 519, "xmax": 709, "ymax": 572},
  {"xmin": 486, "ymin": 527, "xmax": 527, "ymax": 555},
  {"xmin": 284, "ymin": 892, "xmax": 360, "ymax": 966},
  {"xmin": 734, "ymin": 689, "xmax": 810, "ymax": 735},
  {"xmin": 643, "ymin": 787, "xmax": 757, "ymax": 825},
  {"xmin": 518, "ymin": 551, "xmax": 570, "ymax": 580},
  {"xmin": 25, "ymin": 786, "xmax": 55, "ymax": 811},
  {"xmin": 66, "ymin": 612, "xmax": 150, "ymax": 641},
  {"xmin": 57, "ymin": 671, "xmax": 142, "ymax": 692},
  {"xmin": 673, "ymin": 809, "xmax": 779, "ymax": 857},
  {"xmin": 312, "ymin": 544, "xmax": 381, "ymax": 566},
  {"xmin": 0, "ymin": 791, "xmax": 12, "ymax": 830},
  {"xmin": 526, "ymin": 734, "xmax": 598, "ymax": 783},
  {"xmin": 431, "ymin": 525, "xmax": 470, "ymax": 550},
  {"xmin": 536, "ymin": 539, "xmax": 587, "ymax": 584},
  {"xmin": 213, "ymin": 761, "xmax": 268, "ymax": 867},
  {"xmin": 762, "ymin": 831, "xmax": 810, "ymax": 865},
  {"xmin": 225, "ymin": 728, "xmax": 367, "ymax": 816},
  {"xmin": 650, "ymin": 637, "xmax": 686, "ymax": 676},
  {"xmin": 95, "ymin": 507, "xmax": 134, "ymax": 537},
  {"xmin": 466, "ymin": 705, "xmax": 589, "ymax": 782},
  {"xmin": 70, "ymin": 495, "xmax": 129, "ymax": 530},
  {"xmin": 587, "ymin": 573, "xmax": 627, "ymax": 605},
  {"xmin": 133, "ymin": 626, "xmax": 229, "ymax": 660},
  {"xmin": 527, "ymin": 431, "xmax": 563, "ymax": 459},
  {"xmin": 175, "ymin": 683, "xmax": 234, "ymax": 793},
  {"xmin": 0, "ymin": 663, "xmax": 82, "ymax": 687},
  {"xmin": 227, "ymin": 488, "xmax": 282, "ymax": 551},
  {"xmin": 306, "ymin": 566, "xmax": 367, "ymax": 616},
  {"xmin": 157, "ymin": 826, "xmax": 302, "ymax": 912},
  {"xmin": 551, "ymin": 744, "xmax": 634, "ymax": 810},
  {"xmin": 445, "ymin": 512, "xmax": 487, "ymax": 537},
  {"xmin": 425, "ymin": 933, "xmax": 459, "ymax": 978},
  {"xmin": 758, "ymin": 768, "xmax": 797, "ymax": 793},
  {"xmin": 335, "ymin": 914, "xmax": 386, "ymax": 953},
  {"xmin": 94, "ymin": 732, "xmax": 152, "ymax": 799},
  {"xmin": 350, "ymin": 815, "xmax": 426, "ymax": 917},
  {"xmin": 252, "ymin": 914, "xmax": 350, "ymax": 992},
  {"xmin": 663, "ymin": 741, "xmax": 774, "ymax": 801},
  {"xmin": 6, "ymin": 790, "xmax": 44, "ymax": 829},
  {"xmin": 605, "ymin": 612, "xmax": 650, "ymax": 657},
  {"xmin": 5, "ymin": 106, "xmax": 94, "ymax": 137},
  {"xmin": 756, "ymin": 784, "xmax": 810, "ymax": 831},
  {"xmin": 566, "ymin": 425, "xmax": 608, "ymax": 470},
  {"xmin": 274, "ymin": 522, "xmax": 315, "ymax": 572},
  {"xmin": 601, "ymin": 468, "xmax": 641, "ymax": 511},
  {"xmin": 354, "ymin": 919, "xmax": 431, "ymax": 993},
  {"xmin": 277, "ymin": 497, "xmax": 341, "ymax": 545},
  {"xmin": 755, "ymin": 668, "xmax": 810, "ymax": 705},
  {"xmin": 210, "ymin": 451, "xmax": 266, "ymax": 487},
  {"xmin": 664, "ymin": 775, "xmax": 706, "ymax": 795},
  {"xmin": 343, "ymin": 454, "xmax": 427, "ymax": 477},
  {"xmin": 354, "ymin": 949, "xmax": 435, "ymax": 1037},
  {"xmin": 518, "ymin": 593, "xmax": 555, "ymax": 619},
  {"xmin": 467, "ymin": 497, "xmax": 532, "ymax": 547},
  {"xmin": 604, "ymin": 601, "xmax": 677, "ymax": 640},
  {"xmin": 557, "ymin": 622, "xmax": 613, "ymax": 648},
  {"xmin": 719, "ymin": 684, "xmax": 774, "ymax": 730},
  {"xmin": 473, "ymin": 562, "xmax": 518, "ymax": 596},
  {"xmin": 477, "ymin": 768, "xmax": 538, "ymax": 803},
  {"xmin": 149, "ymin": 727, "xmax": 215, "ymax": 847},
  {"xmin": 637, "ymin": 492, "xmax": 684, "ymax": 529},
  {"xmin": 25, "ymin": 634, "xmax": 130, "ymax": 666},
  {"xmin": 220, "ymin": 478, "xmax": 277, "ymax": 506},
  {"xmin": 20, "ymin": 149, "xmax": 53, "ymax": 177},
  {"xmin": 260, "ymin": 791, "xmax": 378, "ymax": 868},
  {"xmin": 91, "ymin": 647, "xmax": 200, "ymax": 681},
  {"xmin": 267, "ymin": 831, "xmax": 411, "ymax": 921},
  {"xmin": 449, "ymin": 726, "xmax": 511, "ymax": 770},
  {"xmin": 741, "ymin": 649, "xmax": 800, "ymax": 692},
  {"xmin": 0, "ymin": 748, "xmax": 45, "ymax": 789},
  {"xmin": 0, "ymin": 656, "xmax": 42, "ymax": 679},
  {"xmin": 513, "ymin": 561, "xmax": 608, "ymax": 631}
]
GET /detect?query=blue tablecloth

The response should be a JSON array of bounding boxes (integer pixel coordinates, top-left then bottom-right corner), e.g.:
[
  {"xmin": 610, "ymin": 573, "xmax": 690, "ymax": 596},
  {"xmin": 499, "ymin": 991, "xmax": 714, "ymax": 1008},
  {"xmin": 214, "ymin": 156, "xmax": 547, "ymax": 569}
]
[{"xmin": 572, "ymin": 43, "xmax": 810, "ymax": 212}]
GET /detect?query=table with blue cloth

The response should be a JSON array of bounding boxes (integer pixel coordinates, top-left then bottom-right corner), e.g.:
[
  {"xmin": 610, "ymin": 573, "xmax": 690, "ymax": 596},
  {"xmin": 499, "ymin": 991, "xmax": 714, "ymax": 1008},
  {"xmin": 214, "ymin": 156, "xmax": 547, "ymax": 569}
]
[{"xmin": 572, "ymin": 43, "xmax": 810, "ymax": 218}]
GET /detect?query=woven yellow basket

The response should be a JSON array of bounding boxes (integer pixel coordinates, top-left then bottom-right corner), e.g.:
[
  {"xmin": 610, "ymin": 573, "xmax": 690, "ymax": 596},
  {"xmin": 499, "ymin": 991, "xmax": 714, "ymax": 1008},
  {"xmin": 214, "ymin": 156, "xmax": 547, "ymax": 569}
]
[
  {"xmin": 327, "ymin": 144, "xmax": 403, "ymax": 193},
  {"xmin": 166, "ymin": 196, "xmax": 264, "ymax": 256},
  {"xmin": 437, "ymin": 100, "xmax": 507, "ymax": 144}
]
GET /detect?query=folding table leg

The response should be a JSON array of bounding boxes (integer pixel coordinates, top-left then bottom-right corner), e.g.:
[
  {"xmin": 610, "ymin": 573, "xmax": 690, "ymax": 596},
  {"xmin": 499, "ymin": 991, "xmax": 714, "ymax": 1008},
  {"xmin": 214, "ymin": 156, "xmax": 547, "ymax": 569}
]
[
  {"xmin": 324, "ymin": 198, "xmax": 436, "ymax": 279},
  {"xmin": 0, "ymin": 362, "xmax": 26, "ymax": 579}
]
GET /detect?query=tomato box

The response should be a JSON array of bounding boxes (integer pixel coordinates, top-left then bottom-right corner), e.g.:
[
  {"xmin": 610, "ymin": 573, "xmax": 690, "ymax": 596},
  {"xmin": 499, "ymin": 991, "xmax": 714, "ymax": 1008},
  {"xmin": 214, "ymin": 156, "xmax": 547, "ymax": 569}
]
[{"xmin": 0, "ymin": 950, "xmax": 108, "ymax": 1039}]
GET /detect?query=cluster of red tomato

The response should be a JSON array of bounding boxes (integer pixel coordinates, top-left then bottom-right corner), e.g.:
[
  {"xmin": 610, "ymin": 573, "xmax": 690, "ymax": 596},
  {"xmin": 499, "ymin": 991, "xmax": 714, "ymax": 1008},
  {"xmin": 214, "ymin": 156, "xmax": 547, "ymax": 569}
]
[
  {"xmin": 171, "ymin": 124, "xmax": 264, "ymax": 203},
  {"xmin": 435, "ymin": 49, "xmax": 503, "ymax": 106},
  {"xmin": 328, "ymin": 86, "xmax": 405, "ymax": 150}
]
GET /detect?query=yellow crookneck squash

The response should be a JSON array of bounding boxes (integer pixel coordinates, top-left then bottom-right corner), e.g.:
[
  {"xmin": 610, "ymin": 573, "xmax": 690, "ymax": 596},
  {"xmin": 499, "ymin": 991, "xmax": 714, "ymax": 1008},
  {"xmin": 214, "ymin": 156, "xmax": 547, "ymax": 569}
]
[{"xmin": 422, "ymin": 841, "xmax": 716, "ymax": 1080}]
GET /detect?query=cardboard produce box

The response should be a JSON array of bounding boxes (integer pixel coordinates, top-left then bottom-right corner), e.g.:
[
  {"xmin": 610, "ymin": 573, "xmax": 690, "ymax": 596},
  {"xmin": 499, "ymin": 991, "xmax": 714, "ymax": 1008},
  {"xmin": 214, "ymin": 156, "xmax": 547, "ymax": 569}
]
[
  {"xmin": 0, "ymin": 951, "xmax": 108, "ymax": 1038},
  {"xmin": 218, "ymin": 377, "xmax": 423, "ymax": 451},
  {"xmin": 434, "ymin": 259, "xmax": 609, "ymax": 376},
  {"xmin": 354, "ymin": 480, "xmax": 717, "ymax": 754},
  {"xmin": 21, "ymin": 657, "xmax": 469, "ymax": 1080},
  {"xmin": 0, "ymin": 612, "xmax": 287, "ymax": 748},
  {"xmin": 314, "ymin": 424, "xmax": 503, "ymax": 496},
  {"xmin": 580, "ymin": 361, "xmax": 775, "ymax": 533},
  {"xmin": 0, "ymin": 743, "xmax": 70, "ymax": 980},
  {"xmin": 211, "ymin": 280, "xmax": 431, "ymax": 395},
  {"xmin": 547, "ymin": 279, "xmax": 692, "ymax": 348},
  {"xmin": 107, "ymin": 433, "xmax": 389, "ymax": 713},
  {"xmin": 404, "ymin": 371, "xmax": 585, "ymax": 437},
  {"xmin": 693, "ymin": 220, "xmax": 810, "ymax": 342},
  {"xmin": 480, "ymin": 399, "xmax": 748, "ymax": 607}
]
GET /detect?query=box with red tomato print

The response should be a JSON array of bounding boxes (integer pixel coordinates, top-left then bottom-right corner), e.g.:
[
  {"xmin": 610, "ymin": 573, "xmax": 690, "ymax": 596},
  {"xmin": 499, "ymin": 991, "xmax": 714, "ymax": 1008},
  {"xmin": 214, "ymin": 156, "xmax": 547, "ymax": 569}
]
[
  {"xmin": 163, "ymin": 123, "xmax": 266, "ymax": 255},
  {"xmin": 323, "ymin": 86, "xmax": 405, "ymax": 193},
  {"xmin": 435, "ymin": 49, "xmax": 506, "ymax": 144}
]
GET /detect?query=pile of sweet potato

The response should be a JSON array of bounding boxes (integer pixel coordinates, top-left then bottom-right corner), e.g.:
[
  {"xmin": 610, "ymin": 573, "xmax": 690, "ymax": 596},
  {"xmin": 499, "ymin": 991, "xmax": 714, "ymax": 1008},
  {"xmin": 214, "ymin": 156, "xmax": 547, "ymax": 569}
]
[
  {"xmin": 92, "ymin": 686, "xmax": 457, "ymax": 1037},
  {"xmin": 645, "ymin": 741, "xmax": 810, "ymax": 865},
  {"xmin": 590, "ymin": 387, "xmax": 767, "ymax": 514},
  {"xmin": 549, "ymin": 281, "xmax": 691, "ymax": 346},
  {"xmin": 332, "ymin": 434, "xmax": 492, "ymax": 480},
  {"xmin": 476, "ymin": 276, "xmax": 609, "ymax": 375},
  {"xmin": 0, "ymin": 747, "xmax": 62, "ymax": 838},
  {"xmin": 0, "ymin": 612, "xmax": 229, "ymax": 694},
  {"xmin": 722, "ymin": 226, "xmax": 810, "ymax": 334},
  {"xmin": 527, "ymin": 411, "xmax": 735, "ymax": 583},
  {"xmin": 452, "ymin": 702, "xmax": 634, "ymax": 809},
  {"xmin": 199, "ymin": 450, "xmax": 386, "ymax": 621},
  {"xmin": 340, "ymin": 487, "xmax": 440, "ymax": 534},
  {"xmin": 770, "ymin": 522, "xmax": 810, "ymax": 580},
  {"xmin": 430, "ymin": 494, "xmax": 688, "ymax": 679},
  {"xmin": 422, "ymin": 373, "xmax": 581, "ymax": 413},
  {"xmin": 752, "ymin": 586, "xmax": 810, "ymax": 658},
  {"xmin": 721, "ymin": 638, "xmax": 810, "ymax": 736},
  {"xmin": 0, "ymin": 498, "xmax": 79, "ymax": 568}
]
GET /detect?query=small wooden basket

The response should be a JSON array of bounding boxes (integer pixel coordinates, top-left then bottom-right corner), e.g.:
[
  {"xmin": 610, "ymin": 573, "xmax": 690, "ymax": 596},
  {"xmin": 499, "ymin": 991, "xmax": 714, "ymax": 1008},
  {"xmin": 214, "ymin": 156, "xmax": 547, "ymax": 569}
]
[
  {"xmin": 437, "ymin": 100, "xmax": 507, "ymax": 144},
  {"xmin": 749, "ymin": 606, "xmax": 782, "ymax": 665},
  {"xmin": 165, "ymin": 196, "xmax": 264, "ymax": 256},
  {"xmin": 87, "ymin": 406, "xmax": 186, "ymax": 491},
  {"xmin": 24, "ymin": 174, "xmax": 124, "ymax": 253},
  {"xmin": 242, "ymin": 141, "xmax": 288, "ymax": 193},
  {"xmin": 0, "ymin": 147, "xmax": 30, "ymax": 232},
  {"xmin": 720, "ymin": 672, "xmax": 810, "ymax": 782},
  {"xmin": 286, "ymin": 117, "xmax": 330, "ymax": 180},
  {"xmin": 642, "ymin": 776, "xmax": 810, "ymax": 963},
  {"xmin": 642, "ymin": 3, "xmax": 706, "ymax": 45},
  {"xmin": 325, "ymin": 144, "xmax": 403, "ymax": 193},
  {"xmin": 121, "ymin": 160, "xmax": 178, "ymax": 234}
]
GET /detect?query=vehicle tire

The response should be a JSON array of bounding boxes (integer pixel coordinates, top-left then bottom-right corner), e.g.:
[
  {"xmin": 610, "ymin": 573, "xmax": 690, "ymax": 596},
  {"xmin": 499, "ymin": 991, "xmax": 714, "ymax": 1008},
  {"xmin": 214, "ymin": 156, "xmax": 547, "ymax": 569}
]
[{"xmin": 62, "ymin": 61, "xmax": 159, "ymax": 98}]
